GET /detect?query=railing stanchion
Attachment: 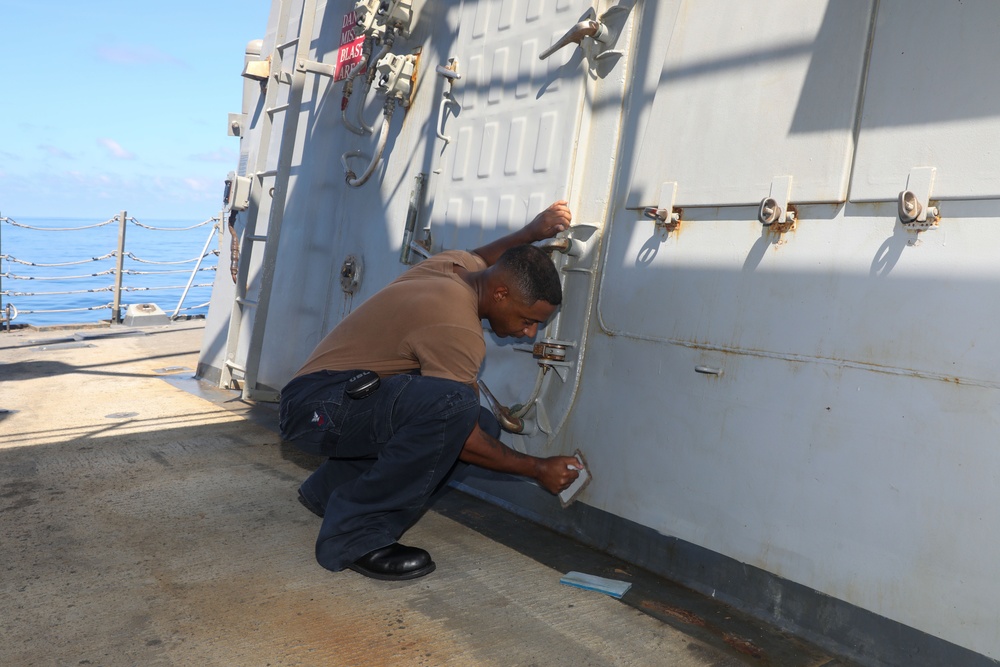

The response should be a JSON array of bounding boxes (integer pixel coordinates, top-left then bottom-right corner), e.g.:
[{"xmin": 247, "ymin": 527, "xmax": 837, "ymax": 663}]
[
  {"xmin": 171, "ymin": 218, "xmax": 218, "ymax": 319},
  {"xmin": 111, "ymin": 210, "xmax": 127, "ymax": 324}
]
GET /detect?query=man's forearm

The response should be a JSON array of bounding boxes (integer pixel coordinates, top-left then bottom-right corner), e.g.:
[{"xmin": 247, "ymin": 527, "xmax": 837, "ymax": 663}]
[
  {"xmin": 459, "ymin": 421, "xmax": 538, "ymax": 477},
  {"xmin": 470, "ymin": 228, "xmax": 533, "ymax": 267},
  {"xmin": 461, "ymin": 422, "xmax": 582, "ymax": 494},
  {"xmin": 470, "ymin": 201, "xmax": 572, "ymax": 266}
]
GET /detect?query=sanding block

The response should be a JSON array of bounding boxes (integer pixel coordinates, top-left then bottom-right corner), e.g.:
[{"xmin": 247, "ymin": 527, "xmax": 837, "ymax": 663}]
[{"xmin": 559, "ymin": 449, "xmax": 591, "ymax": 507}]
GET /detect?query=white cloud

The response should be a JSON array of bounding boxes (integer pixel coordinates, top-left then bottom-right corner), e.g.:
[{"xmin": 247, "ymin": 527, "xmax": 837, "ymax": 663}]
[
  {"xmin": 183, "ymin": 177, "xmax": 216, "ymax": 193},
  {"xmin": 5, "ymin": 168, "xmax": 228, "ymax": 218},
  {"xmin": 98, "ymin": 138, "xmax": 136, "ymax": 160},
  {"xmin": 40, "ymin": 145, "xmax": 73, "ymax": 159},
  {"xmin": 64, "ymin": 170, "xmax": 119, "ymax": 188},
  {"xmin": 190, "ymin": 147, "xmax": 237, "ymax": 163}
]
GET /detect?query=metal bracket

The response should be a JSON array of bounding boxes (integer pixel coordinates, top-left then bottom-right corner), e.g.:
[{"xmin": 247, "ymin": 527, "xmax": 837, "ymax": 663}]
[
  {"xmin": 296, "ymin": 58, "xmax": 337, "ymax": 77},
  {"xmin": 242, "ymin": 58, "xmax": 271, "ymax": 82},
  {"xmin": 758, "ymin": 176, "xmax": 794, "ymax": 226},
  {"xmin": 898, "ymin": 167, "xmax": 939, "ymax": 228},
  {"xmin": 591, "ymin": 6, "xmax": 630, "ymax": 62},
  {"xmin": 339, "ymin": 255, "xmax": 363, "ymax": 294},
  {"xmin": 408, "ymin": 240, "xmax": 431, "ymax": 259},
  {"xmin": 642, "ymin": 182, "xmax": 681, "ymax": 229},
  {"xmin": 514, "ymin": 338, "xmax": 576, "ymax": 382}
]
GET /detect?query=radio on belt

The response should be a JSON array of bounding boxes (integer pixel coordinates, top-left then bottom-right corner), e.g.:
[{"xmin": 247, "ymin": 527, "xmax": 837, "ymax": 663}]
[{"xmin": 346, "ymin": 370, "xmax": 380, "ymax": 399}]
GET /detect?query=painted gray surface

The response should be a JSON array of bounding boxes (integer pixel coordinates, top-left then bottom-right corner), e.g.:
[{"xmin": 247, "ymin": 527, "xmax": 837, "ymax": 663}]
[
  {"xmin": 199, "ymin": 0, "xmax": 1000, "ymax": 661},
  {"xmin": 456, "ymin": 471, "xmax": 998, "ymax": 667}
]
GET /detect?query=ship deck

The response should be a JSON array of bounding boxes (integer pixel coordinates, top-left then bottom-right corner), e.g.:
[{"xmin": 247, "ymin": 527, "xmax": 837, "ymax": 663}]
[{"xmin": 0, "ymin": 320, "xmax": 851, "ymax": 666}]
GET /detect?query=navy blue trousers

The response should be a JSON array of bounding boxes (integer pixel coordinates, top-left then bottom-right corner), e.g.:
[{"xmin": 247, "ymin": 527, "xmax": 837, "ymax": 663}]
[{"xmin": 279, "ymin": 370, "xmax": 498, "ymax": 571}]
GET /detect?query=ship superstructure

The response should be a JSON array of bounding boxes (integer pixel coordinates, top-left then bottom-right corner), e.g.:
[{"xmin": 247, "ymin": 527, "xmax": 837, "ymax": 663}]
[{"xmin": 199, "ymin": 3, "xmax": 1000, "ymax": 664}]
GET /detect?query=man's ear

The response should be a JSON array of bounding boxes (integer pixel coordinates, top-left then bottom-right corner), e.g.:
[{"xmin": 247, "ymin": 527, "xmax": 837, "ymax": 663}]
[{"xmin": 492, "ymin": 284, "xmax": 509, "ymax": 303}]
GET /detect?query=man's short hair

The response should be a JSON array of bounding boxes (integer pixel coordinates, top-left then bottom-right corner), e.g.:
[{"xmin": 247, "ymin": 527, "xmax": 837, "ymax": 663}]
[{"xmin": 495, "ymin": 245, "xmax": 562, "ymax": 306}]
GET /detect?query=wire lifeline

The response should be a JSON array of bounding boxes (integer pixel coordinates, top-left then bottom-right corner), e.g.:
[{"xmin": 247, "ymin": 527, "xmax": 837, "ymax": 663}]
[
  {"xmin": 1, "ymin": 252, "xmax": 116, "ymax": 267},
  {"xmin": 2, "ymin": 269, "xmax": 117, "ymax": 281},
  {"xmin": 127, "ymin": 217, "xmax": 215, "ymax": 231},
  {"xmin": 2, "ymin": 212, "xmax": 222, "ymax": 324},
  {"xmin": 16, "ymin": 303, "xmax": 114, "ymax": 315},
  {"xmin": 0, "ymin": 217, "xmax": 117, "ymax": 231},
  {"xmin": 2, "ymin": 287, "xmax": 114, "ymax": 297},
  {"xmin": 126, "ymin": 250, "xmax": 220, "ymax": 265},
  {"xmin": 122, "ymin": 267, "xmax": 217, "ymax": 276},
  {"xmin": 121, "ymin": 283, "xmax": 214, "ymax": 292},
  {"xmin": 175, "ymin": 301, "xmax": 211, "ymax": 312},
  {"xmin": 1, "ymin": 267, "xmax": 214, "ymax": 281}
]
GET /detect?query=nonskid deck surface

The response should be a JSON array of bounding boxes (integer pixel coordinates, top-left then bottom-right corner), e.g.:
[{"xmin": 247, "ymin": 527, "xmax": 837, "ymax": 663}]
[{"xmin": 0, "ymin": 322, "xmax": 841, "ymax": 666}]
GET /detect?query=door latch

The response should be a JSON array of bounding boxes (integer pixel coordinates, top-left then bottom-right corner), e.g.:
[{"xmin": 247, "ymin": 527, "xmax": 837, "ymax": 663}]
[
  {"xmin": 535, "ymin": 224, "xmax": 595, "ymax": 258},
  {"xmin": 539, "ymin": 6, "xmax": 629, "ymax": 62},
  {"xmin": 898, "ymin": 167, "xmax": 939, "ymax": 228},
  {"xmin": 758, "ymin": 176, "xmax": 795, "ymax": 226},
  {"xmin": 642, "ymin": 182, "xmax": 681, "ymax": 230},
  {"xmin": 435, "ymin": 57, "xmax": 461, "ymax": 144}
]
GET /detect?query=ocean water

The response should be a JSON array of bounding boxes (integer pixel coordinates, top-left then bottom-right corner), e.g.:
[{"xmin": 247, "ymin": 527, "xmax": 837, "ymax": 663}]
[{"xmin": 0, "ymin": 215, "xmax": 222, "ymax": 327}]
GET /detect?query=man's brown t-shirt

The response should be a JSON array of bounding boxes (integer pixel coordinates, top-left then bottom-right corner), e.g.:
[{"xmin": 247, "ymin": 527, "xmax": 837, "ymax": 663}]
[{"xmin": 294, "ymin": 250, "xmax": 487, "ymax": 385}]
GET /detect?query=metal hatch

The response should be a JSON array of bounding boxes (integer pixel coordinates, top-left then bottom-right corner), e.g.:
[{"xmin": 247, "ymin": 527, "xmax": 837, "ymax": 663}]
[
  {"xmin": 625, "ymin": 0, "xmax": 873, "ymax": 209},
  {"xmin": 850, "ymin": 1, "xmax": 1000, "ymax": 202}
]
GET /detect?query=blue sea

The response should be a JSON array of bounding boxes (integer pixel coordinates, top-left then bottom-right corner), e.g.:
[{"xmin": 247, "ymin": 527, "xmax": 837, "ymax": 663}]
[{"xmin": 0, "ymin": 215, "xmax": 222, "ymax": 327}]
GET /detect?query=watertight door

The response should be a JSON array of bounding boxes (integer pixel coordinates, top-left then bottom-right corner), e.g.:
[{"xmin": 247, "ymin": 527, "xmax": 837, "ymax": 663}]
[{"xmin": 424, "ymin": 0, "xmax": 596, "ymax": 439}]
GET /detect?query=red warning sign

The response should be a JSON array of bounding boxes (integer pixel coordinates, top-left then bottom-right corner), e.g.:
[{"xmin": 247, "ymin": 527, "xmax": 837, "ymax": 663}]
[{"xmin": 335, "ymin": 11, "xmax": 366, "ymax": 82}]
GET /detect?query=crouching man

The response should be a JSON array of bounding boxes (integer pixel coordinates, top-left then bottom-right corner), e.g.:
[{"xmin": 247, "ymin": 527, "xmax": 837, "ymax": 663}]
[{"xmin": 279, "ymin": 201, "xmax": 581, "ymax": 581}]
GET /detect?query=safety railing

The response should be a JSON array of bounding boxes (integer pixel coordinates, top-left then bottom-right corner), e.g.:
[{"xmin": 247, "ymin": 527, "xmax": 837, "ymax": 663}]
[{"xmin": 0, "ymin": 210, "xmax": 221, "ymax": 330}]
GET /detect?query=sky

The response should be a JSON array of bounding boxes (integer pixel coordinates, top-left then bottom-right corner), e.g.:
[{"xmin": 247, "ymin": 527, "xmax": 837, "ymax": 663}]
[{"xmin": 1, "ymin": 0, "xmax": 272, "ymax": 220}]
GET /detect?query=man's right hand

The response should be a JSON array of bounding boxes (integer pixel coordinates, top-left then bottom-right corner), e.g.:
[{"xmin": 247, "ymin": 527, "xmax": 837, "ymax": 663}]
[
  {"xmin": 533, "ymin": 455, "xmax": 581, "ymax": 494},
  {"xmin": 460, "ymin": 423, "xmax": 581, "ymax": 495}
]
